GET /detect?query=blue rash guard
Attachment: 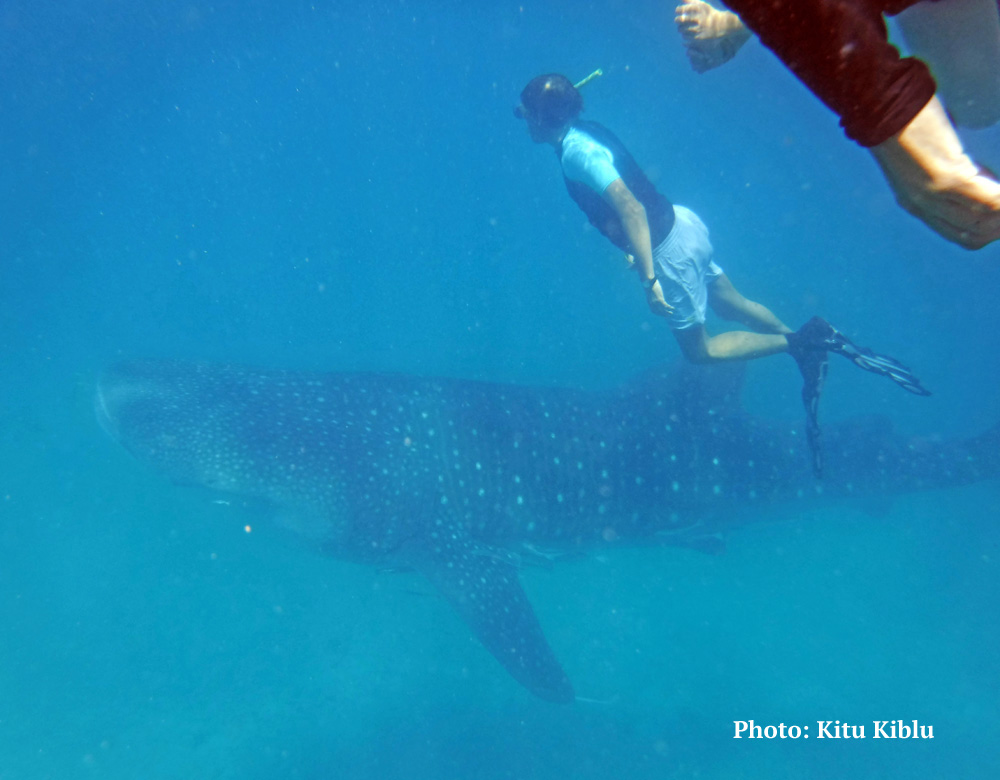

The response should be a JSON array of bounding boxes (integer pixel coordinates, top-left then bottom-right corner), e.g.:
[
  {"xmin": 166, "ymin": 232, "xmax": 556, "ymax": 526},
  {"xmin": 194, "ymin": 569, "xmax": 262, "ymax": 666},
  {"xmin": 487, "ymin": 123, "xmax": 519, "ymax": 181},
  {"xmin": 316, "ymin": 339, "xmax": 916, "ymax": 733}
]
[
  {"xmin": 558, "ymin": 121, "xmax": 675, "ymax": 253},
  {"xmin": 556, "ymin": 121, "xmax": 723, "ymax": 332}
]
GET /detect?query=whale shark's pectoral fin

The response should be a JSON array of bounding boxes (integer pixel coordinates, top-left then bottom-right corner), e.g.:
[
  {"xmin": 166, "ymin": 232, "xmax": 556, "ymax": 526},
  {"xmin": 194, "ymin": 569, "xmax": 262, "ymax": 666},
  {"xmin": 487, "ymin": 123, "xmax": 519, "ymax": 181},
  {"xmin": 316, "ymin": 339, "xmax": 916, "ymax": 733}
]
[{"xmin": 413, "ymin": 530, "xmax": 575, "ymax": 704}]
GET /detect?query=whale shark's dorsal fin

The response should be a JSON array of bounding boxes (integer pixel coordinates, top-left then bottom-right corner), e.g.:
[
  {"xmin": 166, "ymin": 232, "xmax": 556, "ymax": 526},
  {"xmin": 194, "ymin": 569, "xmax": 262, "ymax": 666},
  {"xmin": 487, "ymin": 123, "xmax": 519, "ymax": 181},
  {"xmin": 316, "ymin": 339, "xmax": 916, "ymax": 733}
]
[{"xmin": 620, "ymin": 362, "xmax": 746, "ymax": 423}]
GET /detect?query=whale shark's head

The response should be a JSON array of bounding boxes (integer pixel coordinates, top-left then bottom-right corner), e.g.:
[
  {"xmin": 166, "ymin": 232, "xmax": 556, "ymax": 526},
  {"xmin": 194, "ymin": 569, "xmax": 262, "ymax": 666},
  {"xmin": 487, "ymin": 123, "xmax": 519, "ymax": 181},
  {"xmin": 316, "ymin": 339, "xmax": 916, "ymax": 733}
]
[{"xmin": 96, "ymin": 360, "xmax": 254, "ymax": 492}]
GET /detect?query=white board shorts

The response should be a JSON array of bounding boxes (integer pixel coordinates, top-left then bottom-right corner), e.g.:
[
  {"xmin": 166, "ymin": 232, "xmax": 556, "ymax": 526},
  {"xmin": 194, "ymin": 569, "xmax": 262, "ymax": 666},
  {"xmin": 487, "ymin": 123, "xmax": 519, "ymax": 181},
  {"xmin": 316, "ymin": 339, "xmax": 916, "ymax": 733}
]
[{"xmin": 652, "ymin": 205, "xmax": 723, "ymax": 330}]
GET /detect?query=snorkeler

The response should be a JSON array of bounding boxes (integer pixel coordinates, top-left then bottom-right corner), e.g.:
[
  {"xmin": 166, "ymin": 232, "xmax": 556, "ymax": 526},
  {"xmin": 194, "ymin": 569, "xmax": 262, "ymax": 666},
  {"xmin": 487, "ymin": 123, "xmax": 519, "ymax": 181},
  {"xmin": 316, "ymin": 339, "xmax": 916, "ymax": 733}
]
[{"xmin": 514, "ymin": 72, "xmax": 929, "ymax": 474}]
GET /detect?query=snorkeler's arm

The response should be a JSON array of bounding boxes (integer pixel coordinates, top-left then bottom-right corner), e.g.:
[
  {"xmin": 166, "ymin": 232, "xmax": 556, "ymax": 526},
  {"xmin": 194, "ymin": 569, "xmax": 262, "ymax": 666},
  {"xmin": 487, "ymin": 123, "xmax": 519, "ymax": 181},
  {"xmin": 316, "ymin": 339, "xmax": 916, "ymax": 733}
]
[
  {"xmin": 719, "ymin": 0, "xmax": 999, "ymax": 248},
  {"xmin": 675, "ymin": 1, "xmax": 749, "ymax": 42},
  {"xmin": 603, "ymin": 179, "xmax": 674, "ymax": 316},
  {"xmin": 724, "ymin": 0, "xmax": 934, "ymax": 147},
  {"xmin": 870, "ymin": 96, "xmax": 1000, "ymax": 250},
  {"xmin": 674, "ymin": 1, "xmax": 752, "ymax": 73}
]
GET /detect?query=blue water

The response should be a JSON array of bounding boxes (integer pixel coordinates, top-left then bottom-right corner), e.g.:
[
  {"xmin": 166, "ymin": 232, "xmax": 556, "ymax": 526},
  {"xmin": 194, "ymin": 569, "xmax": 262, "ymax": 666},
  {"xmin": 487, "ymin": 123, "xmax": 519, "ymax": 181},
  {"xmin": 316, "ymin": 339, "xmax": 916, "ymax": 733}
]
[{"xmin": 3, "ymin": 1, "xmax": 999, "ymax": 777}]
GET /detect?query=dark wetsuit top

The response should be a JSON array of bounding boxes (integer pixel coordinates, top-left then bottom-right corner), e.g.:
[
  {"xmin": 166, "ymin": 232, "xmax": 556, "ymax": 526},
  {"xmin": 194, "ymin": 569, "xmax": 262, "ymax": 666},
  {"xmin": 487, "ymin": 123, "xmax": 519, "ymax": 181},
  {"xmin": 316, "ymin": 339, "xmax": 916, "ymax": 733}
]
[
  {"xmin": 558, "ymin": 121, "xmax": 675, "ymax": 253},
  {"xmin": 724, "ymin": 0, "xmax": 938, "ymax": 146}
]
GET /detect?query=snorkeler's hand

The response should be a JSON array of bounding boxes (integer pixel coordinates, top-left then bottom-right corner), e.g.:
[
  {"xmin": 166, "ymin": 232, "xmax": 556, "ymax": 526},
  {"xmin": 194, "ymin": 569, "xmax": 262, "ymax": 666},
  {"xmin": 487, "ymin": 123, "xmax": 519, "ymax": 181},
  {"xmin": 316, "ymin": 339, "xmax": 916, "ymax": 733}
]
[
  {"xmin": 870, "ymin": 96, "xmax": 1000, "ymax": 250},
  {"xmin": 675, "ymin": 1, "xmax": 746, "ymax": 40},
  {"xmin": 674, "ymin": 1, "xmax": 751, "ymax": 73},
  {"xmin": 624, "ymin": 253, "xmax": 674, "ymax": 314},
  {"xmin": 645, "ymin": 280, "xmax": 675, "ymax": 317}
]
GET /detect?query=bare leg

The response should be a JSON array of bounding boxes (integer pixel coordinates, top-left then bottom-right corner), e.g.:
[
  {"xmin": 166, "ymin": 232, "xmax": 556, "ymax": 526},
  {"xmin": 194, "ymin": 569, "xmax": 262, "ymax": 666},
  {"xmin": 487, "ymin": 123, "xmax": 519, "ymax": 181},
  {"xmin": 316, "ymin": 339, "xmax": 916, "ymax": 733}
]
[
  {"xmin": 707, "ymin": 274, "xmax": 791, "ymax": 335},
  {"xmin": 672, "ymin": 323, "xmax": 789, "ymax": 364}
]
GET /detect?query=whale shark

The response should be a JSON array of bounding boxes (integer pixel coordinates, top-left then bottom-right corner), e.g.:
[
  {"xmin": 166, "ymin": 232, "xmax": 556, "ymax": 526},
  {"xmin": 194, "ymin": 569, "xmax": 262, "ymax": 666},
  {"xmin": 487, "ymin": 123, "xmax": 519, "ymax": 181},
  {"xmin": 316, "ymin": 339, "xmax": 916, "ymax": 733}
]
[{"xmin": 95, "ymin": 359, "xmax": 999, "ymax": 702}]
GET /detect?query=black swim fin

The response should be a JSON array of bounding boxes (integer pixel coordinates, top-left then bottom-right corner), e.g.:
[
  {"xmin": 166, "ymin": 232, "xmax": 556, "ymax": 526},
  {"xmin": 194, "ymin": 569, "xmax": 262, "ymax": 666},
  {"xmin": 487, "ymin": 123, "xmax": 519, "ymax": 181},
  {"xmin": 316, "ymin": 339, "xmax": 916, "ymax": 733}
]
[
  {"xmin": 791, "ymin": 346, "xmax": 828, "ymax": 477},
  {"xmin": 788, "ymin": 316, "xmax": 931, "ymax": 397}
]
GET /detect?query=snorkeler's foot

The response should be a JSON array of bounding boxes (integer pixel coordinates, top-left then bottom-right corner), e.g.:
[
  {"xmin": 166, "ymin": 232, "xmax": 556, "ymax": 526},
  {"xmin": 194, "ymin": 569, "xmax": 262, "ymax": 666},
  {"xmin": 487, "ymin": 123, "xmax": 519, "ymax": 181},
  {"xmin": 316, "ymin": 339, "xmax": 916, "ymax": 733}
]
[
  {"xmin": 788, "ymin": 316, "xmax": 931, "ymax": 396},
  {"xmin": 674, "ymin": 1, "xmax": 752, "ymax": 73},
  {"xmin": 785, "ymin": 316, "xmax": 839, "ymax": 355}
]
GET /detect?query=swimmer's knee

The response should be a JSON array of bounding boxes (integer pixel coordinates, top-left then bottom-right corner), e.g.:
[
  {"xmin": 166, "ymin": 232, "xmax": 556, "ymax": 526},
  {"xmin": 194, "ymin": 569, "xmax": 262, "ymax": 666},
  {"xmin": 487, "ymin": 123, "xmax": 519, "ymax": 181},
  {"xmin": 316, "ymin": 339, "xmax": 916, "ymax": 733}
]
[
  {"xmin": 680, "ymin": 340, "xmax": 719, "ymax": 365},
  {"xmin": 673, "ymin": 324, "xmax": 717, "ymax": 364}
]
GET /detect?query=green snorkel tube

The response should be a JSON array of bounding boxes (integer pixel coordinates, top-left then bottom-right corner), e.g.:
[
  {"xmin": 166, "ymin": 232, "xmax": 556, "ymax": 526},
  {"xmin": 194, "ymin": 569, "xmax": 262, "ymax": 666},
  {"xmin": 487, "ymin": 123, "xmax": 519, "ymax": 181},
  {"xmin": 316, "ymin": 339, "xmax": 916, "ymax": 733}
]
[
  {"xmin": 573, "ymin": 69, "xmax": 604, "ymax": 90},
  {"xmin": 513, "ymin": 70, "xmax": 603, "ymax": 121}
]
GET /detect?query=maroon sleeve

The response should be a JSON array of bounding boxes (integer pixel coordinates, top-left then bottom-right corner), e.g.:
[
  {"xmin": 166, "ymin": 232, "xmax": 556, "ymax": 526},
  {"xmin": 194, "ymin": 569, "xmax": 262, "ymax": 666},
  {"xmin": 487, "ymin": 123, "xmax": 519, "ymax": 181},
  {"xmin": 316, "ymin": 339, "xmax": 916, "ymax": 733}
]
[{"xmin": 724, "ymin": 0, "xmax": 936, "ymax": 146}]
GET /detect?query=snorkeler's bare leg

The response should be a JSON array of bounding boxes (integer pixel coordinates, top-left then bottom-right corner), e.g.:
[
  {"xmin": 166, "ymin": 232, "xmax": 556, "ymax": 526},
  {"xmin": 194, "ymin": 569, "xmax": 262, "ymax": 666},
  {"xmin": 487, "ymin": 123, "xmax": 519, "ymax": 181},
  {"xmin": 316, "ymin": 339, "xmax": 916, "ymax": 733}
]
[
  {"xmin": 673, "ymin": 322, "xmax": 789, "ymax": 364},
  {"xmin": 895, "ymin": 0, "xmax": 1000, "ymax": 128},
  {"xmin": 674, "ymin": 1, "xmax": 752, "ymax": 73},
  {"xmin": 707, "ymin": 274, "xmax": 791, "ymax": 335}
]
